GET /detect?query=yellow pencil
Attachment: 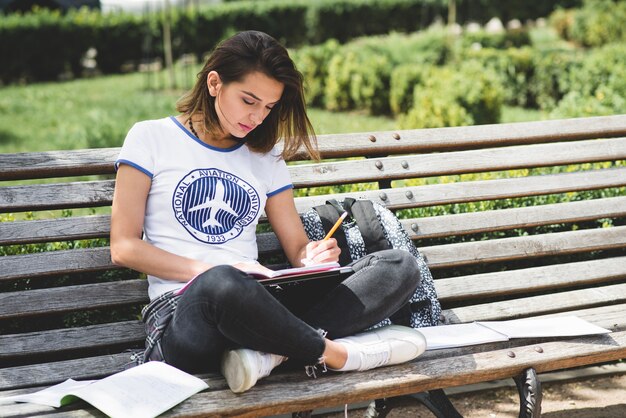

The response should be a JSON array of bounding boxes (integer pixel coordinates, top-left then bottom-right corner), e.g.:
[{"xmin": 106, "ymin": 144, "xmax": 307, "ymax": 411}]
[{"xmin": 323, "ymin": 211, "xmax": 348, "ymax": 240}]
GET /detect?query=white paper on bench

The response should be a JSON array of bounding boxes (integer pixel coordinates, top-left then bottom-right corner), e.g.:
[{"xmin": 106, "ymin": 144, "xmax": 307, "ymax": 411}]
[
  {"xmin": 419, "ymin": 316, "xmax": 611, "ymax": 350},
  {"xmin": 0, "ymin": 361, "xmax": 209, "ymax": 418},
  {"xmin": 477, "ymin": 316, "xmax": 612, "ymax": 339}
]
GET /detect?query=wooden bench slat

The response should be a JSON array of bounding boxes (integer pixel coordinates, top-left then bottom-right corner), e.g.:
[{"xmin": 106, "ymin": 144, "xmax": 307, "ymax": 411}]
[
  {"xmin": 0, "ymin": 215, "xmax": 110, "ymax": 246},
  {"xmin": 3, "ymin": 225, "xmax": 624, "ymax": 282},
  {"xmin": 0, "ymin": 247, "xmax": 118, "ymax": 281},
  {"xmin": 2, "ymin": 166, "xmax": 624, "ymax": 214},
  {"xmin": 422, "ymin": 225, "xmax": 626, "ymax": 269},
  {"xmin": 293, "ymin": 167, "xmax": 626, "ymax": 212},
  {"xmin": 0, "ymin": 180, "xmax": 115, "ymax": 212},
  {"xmin": 0, "ymin": 353, "xmax": 132, "ymax": 391},
  {"xmin": 0, "ymin": 321, "xmax": 145, "ymax": 360},
  {"xmin": 436, "ymin": 256, "xmax": 626, "ymax": 302},
  {"xmin": 2, "ymin": 195, "xmax": 624, "ymax": 248},
  {"xmin": 0, "ymin": 148, "xmax": 119, "ymax": 181},
  {"xmin": 0, "ymin": 280, "xmax": 148, "ymax": 320},
  {"xmin": 3, "ymin": 331, "xmax": 624, "ymax": 416},
  {"xmin": 444, "ymin": 283, "xmax": 626, "ymax": 324},
  {"xmin": 303, "ymin": 115, "xmax": 626, "ymax": 159},
  {"xmin": 151, "ymin": 333, "xmax": 626, "ymax": 417},
  {"xmin": 290, "ymin": 137, "xmax": 626, "ymax": 187},
  {"xmin": 2, "ymin": 116, "xmax": 625, "ymax": 181},
  {"xmin": 247, "ymin": 197, "xmax": 626, "ymax": 256},
  {"xmin": 405, "ymin": 196, "xmax": 626, "ymax": 240}
]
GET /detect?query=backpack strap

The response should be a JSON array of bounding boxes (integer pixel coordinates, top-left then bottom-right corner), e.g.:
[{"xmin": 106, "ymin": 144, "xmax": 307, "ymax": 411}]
[
  {"xmin": 313, "ymin": 203, "xmax": 353, "ymax": 266},
  {"xmin": 345, "ymin": 200, "xmax": 391, "ymax": 254}
]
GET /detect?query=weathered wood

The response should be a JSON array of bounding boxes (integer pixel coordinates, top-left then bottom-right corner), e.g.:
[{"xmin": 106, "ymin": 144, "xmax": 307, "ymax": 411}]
[
  {"xmin": 436, "ymin": 256, "xmax": 626, "ymax": 302},
  {"xmin": 2, "ymin": 116, "xmax": 626, "ymax": 417},
  {"xmin": 2, "ymin": 166, "xmax": 624, "ymax": 215},
  {"xmin": 0, "ymin": 148, "xmax": 119, "ymax": 181},
  {"xmin": 136, "ymin": 332, "xmax": 626, "ymax": 417},
  {"xmin": 421, "ymin": 225, "xmax": 626, "ymax": 269},
  {"xmin": 0, "ymin": 247, "xmax": 118, "ymax": 281},
  {"xmin": 0, "ymin": 321, "xmax": 145, "ymax": 360},
  {"xmin": 0, "ymin": 280, "xmax": 148, "ymax": 319},
  {"xmin": 293, "ymin": 167, "xmax": 626, "ymax": 213},
  {"xmin": 0, "ymin": 180, "xmax": 115, "ymax": 212},
  {"xmin": 255, "ymin": 197, "xmax": 626, "ymax": 256},
  {"xmin": 1, "ymin": 194, "xmax": 622, "ymax": 250},
  {"xmin": 3, "ymin": 331, "xmax": 625, "ymax": 417},
  {"xmin": 0, "ymin": 353, "xmax": 133, "ymax": 391},
  {"xmin": 290, "ymin": 137, "xmax": 626, "ymax": 187},
  {"xmin": 299, "ymin": 114, "xmax": 626, "ymax": 160},
  {"xmin": 2, "ymin": 116, "xmax": 625, "ymax": 181},
  {"xmin": 4, "ymin": 225, "xmax": 624, "ymax": 283},
  {"xmin": 443, "ymin": 282, "xmax": 626, "ymax": 324},
  {"xmin": 404, "ymin": 196, "xmax": 626, "ymax": 240},
  {"xmin": 0, "ymin": 215, "xmax": 111, "ymax": 246}
]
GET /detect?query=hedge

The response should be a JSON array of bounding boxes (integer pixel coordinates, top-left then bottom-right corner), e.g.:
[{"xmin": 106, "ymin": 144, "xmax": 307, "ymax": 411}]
[
  {"xmin": 551, "ymin": 0, "xmax": 626, "ymax": 47},
  {"xmin": 1, "ymin": 0, "xmax": 583, "ymax": 84}
]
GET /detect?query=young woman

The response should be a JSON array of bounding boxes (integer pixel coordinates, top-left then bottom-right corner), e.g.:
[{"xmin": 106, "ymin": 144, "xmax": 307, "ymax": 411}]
[{"xmin": 111, "ymin": 30, "xmax": 426, "ymax": 393}]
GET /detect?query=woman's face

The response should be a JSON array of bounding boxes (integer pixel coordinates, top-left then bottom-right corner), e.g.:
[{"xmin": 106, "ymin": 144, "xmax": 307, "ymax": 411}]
[{"xmin": 208, "ymin": 71, "xmax": 284, "ymax": 139}]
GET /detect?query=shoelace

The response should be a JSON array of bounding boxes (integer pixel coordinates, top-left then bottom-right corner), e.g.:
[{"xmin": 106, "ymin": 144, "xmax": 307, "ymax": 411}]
[{"xmin": 358, "ymin": 342, "xmax": 391, "ymax": 371}]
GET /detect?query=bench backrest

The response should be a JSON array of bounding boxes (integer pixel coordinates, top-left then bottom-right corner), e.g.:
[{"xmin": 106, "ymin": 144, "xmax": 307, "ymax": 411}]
[{"xmin": 1, "ymin": 115, "xmax": 625, "ymax": 391}]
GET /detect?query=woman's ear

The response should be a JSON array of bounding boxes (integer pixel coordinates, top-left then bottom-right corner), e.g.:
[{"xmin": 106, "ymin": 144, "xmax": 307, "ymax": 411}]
[{"xmin": 207, "ymin": 71, "xmax": 222, "ymax": 97}]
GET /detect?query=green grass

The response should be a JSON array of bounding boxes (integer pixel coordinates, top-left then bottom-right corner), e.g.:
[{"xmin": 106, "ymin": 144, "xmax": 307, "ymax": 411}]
[
  {"xmin": 0, "ymin": 65, "xmax": 552, "ymax": 154},
  {"xmin": 0, "ymin": 67, "xmax": 400, "ymax": 154},
  {"xmin": 501, "ymin": 105, "xmax": 547, "ymax": 123}
]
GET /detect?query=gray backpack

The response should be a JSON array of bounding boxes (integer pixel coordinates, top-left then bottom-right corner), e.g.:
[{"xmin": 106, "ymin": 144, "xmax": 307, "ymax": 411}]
[{"xmin": 300, "ymin": 198, "xmax": 441, "ymax": 329}]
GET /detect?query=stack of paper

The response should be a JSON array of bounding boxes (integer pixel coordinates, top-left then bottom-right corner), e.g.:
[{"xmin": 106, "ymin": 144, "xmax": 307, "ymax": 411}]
[{"xmin": 418, "ymin": 316, "xmax": 611, "ymax": 350}]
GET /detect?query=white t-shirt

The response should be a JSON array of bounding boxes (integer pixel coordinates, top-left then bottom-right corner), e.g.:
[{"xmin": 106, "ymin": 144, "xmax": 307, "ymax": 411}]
[{"xmin": 116, "ymin": 116, "xmax": 292, "ymax": 300}]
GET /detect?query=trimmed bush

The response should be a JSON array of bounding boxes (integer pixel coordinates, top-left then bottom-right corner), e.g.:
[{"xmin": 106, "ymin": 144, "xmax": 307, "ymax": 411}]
[
  {"xmin": 390, "ymin": 65, "xmax": 431, "ymax": 115},
  {"xmin": 530, "ymin": 49, "xmax": 585, "ymax": 111},
  {"xmin": 569, "ymin": 0, "xmax": 626, "ymax": 47},
  {"xmin": 462, "ymin": 46, "xmax": 535, "ymax": 107},
  {"xmin": 566, "ymin": 43, "xmax": 626, "ymax": 98},
  {"xmin": 399, "ymin": 90, "xmax": 472, "ymax": 129},
  {"xmin": 290, "ymin": 39, "xmax": 340, "ymax": 108},
  {"xmin": 550, "ymin": 88, "xmax": 626, "ymax": 118},
  {"xmin": 461, "ymin": 28, "xmax": 531, "ymax": 50},
  {"xmin": 398, "ymin": 63, "xmax": 503, "ymax": 129},
  {"xmin": 305, "ymin": 0, "xmax": 438, "ymax": 44}
]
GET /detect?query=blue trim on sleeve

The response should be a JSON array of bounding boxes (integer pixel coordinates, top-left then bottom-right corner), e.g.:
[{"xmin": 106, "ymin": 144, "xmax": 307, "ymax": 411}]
[
  {"xmin": 169, "ymin": 116, "xmax": 245, "ymax": 152},
  {"xmin": 267, "ymin": 184, "xmax": 293, "ymax": 197},
  {"xmin": 115, "ymin": 159, "xmax": 154, "ymax": 178}
]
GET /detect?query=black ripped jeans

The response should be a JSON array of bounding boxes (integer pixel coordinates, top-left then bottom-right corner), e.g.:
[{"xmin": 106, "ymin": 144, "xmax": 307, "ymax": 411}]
[{"xmin": 160, "ymin": 249, "xmax": 421, "ymax": 373}]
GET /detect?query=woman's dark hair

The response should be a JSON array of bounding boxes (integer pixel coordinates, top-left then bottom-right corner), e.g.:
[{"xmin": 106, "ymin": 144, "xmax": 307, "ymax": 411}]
[{"xmin": 177, "ymin": 31, "xmax": 318, "ymax": 160}]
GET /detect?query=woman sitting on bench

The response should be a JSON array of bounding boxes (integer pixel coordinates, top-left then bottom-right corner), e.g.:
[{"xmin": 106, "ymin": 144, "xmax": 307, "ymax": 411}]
[{"xmin": 111, "ymin": 30, "xmax": 426, "ymax": 393}]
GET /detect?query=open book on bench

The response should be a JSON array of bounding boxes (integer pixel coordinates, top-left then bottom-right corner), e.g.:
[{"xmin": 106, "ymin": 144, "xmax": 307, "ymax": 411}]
[
  {"xmin": 419, "ymin": 316, "xmax": 612, "ymax": 350},
  {"xmin": 0, "ymin": 361, "xmax": 208, "ymax": 418}
]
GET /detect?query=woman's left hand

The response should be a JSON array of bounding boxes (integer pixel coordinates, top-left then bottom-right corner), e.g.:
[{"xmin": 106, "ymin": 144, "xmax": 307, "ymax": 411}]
[{"xmin": 301, "ymin": 238, "xmax": 341, "ymax": 266}]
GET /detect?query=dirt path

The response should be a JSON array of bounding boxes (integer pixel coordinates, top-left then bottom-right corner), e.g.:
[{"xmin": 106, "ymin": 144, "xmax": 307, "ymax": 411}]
[{"xmin": 318, "ymin": 372, "xmax": 626, "ymax": 417}]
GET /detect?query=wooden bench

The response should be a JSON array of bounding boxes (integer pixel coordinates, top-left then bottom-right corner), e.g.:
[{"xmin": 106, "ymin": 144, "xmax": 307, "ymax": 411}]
[{"xmin": 1, "ymin": 114, "xmax": 625, "ymax": 417}]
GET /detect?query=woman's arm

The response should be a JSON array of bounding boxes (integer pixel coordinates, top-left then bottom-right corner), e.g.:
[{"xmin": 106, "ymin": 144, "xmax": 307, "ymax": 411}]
[
  {"xmin": 265, "ymin": 189, "xmax": 340, "ymax": 267},
  {"xmin": 110, "ymin": 164, "xmax": 213, "ymax": 282}
]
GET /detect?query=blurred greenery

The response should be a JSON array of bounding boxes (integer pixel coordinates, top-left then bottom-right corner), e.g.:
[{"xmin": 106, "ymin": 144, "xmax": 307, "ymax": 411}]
[{"xmin": 0, "ymin": 63, "xmax": 399, "ymax": 153}]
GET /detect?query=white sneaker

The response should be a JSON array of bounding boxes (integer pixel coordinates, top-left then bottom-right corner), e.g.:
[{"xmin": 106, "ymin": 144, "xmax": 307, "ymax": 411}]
[
  {"xmin": 333, "ymin": 325, "xmax": 426, "ymax": 371},
  {"xmin": 220, "ymin": 348, "xmax": 286, "ymax": 393}
]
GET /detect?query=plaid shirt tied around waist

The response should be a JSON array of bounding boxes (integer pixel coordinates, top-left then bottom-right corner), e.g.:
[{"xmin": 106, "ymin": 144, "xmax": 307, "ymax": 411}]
[{"xmin": 134, "ymin": 289, "xmax": 181, "ymax": 365}]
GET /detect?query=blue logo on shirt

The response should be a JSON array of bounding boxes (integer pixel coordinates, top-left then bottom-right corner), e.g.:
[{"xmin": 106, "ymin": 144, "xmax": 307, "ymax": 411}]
[{"xmin": 172, "ymin": 168, "xmax": 260, "ymax": 243}]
